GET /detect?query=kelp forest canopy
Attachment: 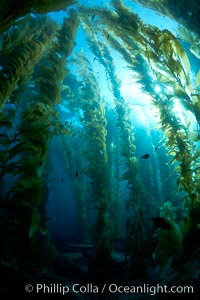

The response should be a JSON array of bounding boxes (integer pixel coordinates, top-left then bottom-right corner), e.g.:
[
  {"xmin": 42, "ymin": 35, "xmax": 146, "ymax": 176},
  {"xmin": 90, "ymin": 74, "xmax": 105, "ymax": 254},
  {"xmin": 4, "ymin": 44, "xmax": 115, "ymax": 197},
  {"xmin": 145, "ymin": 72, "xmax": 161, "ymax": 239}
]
[{"xmin": 0, "ymin": 0, "xmax": 200, "ymax": 292}]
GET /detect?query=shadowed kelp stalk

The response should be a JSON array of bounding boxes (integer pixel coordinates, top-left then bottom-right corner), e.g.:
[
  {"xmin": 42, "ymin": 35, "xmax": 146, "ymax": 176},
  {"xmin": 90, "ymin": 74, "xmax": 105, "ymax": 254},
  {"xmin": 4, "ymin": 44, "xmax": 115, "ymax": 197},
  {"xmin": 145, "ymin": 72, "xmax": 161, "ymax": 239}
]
[
  {"xmin": 0, "ymin": 0, "xmax": 77, "ymax": 33},
  {"xmin": 0, "ymin": 10, "xmax": 79, "ymax": 269}
]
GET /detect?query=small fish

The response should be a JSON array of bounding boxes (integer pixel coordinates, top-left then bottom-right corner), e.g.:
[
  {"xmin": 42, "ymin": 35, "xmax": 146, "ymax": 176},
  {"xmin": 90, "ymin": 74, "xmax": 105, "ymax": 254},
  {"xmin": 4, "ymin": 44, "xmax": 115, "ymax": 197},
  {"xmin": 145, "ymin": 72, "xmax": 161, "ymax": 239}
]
[
  {"xmin": 91, "ymin": 15, "xmax": 96, "ymax": 21},
  {"xmin": 61, "ymin": 178, "xmax": 64, "ymax": 182},
  {"xmin": 75, "ymin": 171, "xmax": 79, "ymax": 178},
  {"xmin": 106, "ymin": 34, "xmax": 110, "ymax": 41},
  {"xmin": 98, "ymin": 149, "xmax": 104, "ymax": 155},
  {"xmin": 141, "ymin": 153, "xmax": 150, "ymax": 159},
  {"xmin": 151, "ymin": 217, "xmax": 171, "ymax": 230},
  {"xmin": 93, "ymin": 56, "xmax": 97, "ymax": 62},
  {"xmin": 155, "ymin": 147, "xmax": 158, "ymax": 151}
]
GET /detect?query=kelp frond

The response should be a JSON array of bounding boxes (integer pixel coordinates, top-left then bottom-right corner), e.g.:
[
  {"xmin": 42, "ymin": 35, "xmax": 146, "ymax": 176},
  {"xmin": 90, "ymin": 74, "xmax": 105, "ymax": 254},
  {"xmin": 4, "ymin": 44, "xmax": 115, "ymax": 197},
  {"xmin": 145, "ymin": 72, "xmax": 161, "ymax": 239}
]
[
  {"xmin": 131, "ymin": 0, "xmax": 200, "ymax": 35},
  {"xmin": 0, "ymin": 0, "xmax": 76, "ymax": 33},
  {"xmin": 0, "ymin": 16, "xmax": 57, "ymax": 109}
]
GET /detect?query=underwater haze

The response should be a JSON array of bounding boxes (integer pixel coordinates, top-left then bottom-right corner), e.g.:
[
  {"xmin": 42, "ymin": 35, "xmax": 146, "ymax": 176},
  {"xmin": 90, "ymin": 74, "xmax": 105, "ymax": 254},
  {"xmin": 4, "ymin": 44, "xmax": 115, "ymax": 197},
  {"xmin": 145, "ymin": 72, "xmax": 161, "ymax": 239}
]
[{"xmin": 0, "ymin": 0, "xmax": 200, "ymax": 299}]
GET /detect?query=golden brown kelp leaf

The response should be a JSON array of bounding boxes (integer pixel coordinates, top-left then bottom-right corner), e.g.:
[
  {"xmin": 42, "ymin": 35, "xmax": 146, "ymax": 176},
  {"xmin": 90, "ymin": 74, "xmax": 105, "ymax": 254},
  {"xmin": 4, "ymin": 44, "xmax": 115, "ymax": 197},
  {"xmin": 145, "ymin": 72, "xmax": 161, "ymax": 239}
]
[
  {"xmin": 158, "ymin": 99, "xmax": 199, "ymax": 208},
  {"xmin": 34, "ymin": 9, "xmax": 79, "ymax": 106},
  {"xmin": 0, "ymin": 15, "xmax": 48, "ymax": 51},
  {"xmin": 56, "ymin": 9, "xmax": 79, "ymax": 58},
  {"xmin": 0, "ymin": 17, "xmax": 57, "ymax": 109},
  {"xmin": 1, "ymin": 158, "xmax": 42, "ymax": 177},
  {"xmin": 8, "ymin": 176, "xmax": 43, "ymax": 201},
  {"xmin": 80, "ymin": 0, "xmax": 143, "ymax": 44},
  {"xmin": 0, "ymin": 0, "xmax": 76, "ymax": 33},
  {"xmin": 4, "ymin": 103, "xmax": 51, "ymax": 241},
  {"xmin": 111, "ymin": 0, "xmax": 142, "ymax": 32},
  {"xmin": 138, "ymin": 26, "xmax": 200, "ymax": 127},
  {"xmin": 196, "ymin": 70, "xmax": 200, "ymax": 87},
  {"xmin": 130, "ymin": 32, "xmax": 199, "ymax": 216},
  {"xmin": 178, "ymin": 27, "xmax": 200, "ymax": 60},
  {"xmin": 103, "ymin": 33, "xmax": 137, "ymax": 66}
]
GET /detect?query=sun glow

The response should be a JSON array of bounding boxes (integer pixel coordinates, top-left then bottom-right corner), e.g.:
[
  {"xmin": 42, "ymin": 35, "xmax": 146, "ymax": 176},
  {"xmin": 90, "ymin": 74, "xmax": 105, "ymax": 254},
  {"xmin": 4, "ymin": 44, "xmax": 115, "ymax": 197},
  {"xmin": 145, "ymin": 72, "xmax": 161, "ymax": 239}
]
[
  {"xmin": 119, "ymin": 75, "xmax": 160, "ymax": 126},
  {"xmin": 173, "ymin": 98, "xmax": 188, "ymax": 126}
]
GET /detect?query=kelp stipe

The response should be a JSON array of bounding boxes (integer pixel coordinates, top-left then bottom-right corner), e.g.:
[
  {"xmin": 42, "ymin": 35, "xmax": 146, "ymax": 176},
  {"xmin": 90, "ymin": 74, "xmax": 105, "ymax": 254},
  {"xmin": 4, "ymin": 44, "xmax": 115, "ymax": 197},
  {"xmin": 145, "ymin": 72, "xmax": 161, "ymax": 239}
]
[
  {"xmin": 0, "ymin": 10, "xmax": 79, "ymax": 266},
  {"xmin": 0, "ymin": 0, "xmax": 76, "ymax": 33},
  {"xmin": 70, "ymin": 52, "xmax": 113, "ymax": 258}
]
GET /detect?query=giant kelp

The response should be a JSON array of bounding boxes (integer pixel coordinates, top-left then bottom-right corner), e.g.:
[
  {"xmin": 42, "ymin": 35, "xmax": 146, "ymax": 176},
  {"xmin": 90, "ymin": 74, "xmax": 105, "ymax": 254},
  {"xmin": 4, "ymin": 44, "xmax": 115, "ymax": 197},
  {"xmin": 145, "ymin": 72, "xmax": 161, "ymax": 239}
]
[
  {"xmin": 0, "ymin": 16, "xmax": 57, "ymax": 109},
  {"xmin": 177, "ymin": 26, "xmax": 200, "ymax": 60},
  {"xmin": 64, "ymin": 47, "xmax": 113, "ymax": 257},
  {"xmin": 81, "ymin": 0, "xmax": 198, "ymax": 97},
  {"xmin": 76, "ymin": 55, "xmax": 112, "ymax": 258},
  {"xmin": 131, "ymin": 0, "xmax": 200, "ymax": 36},
  {"xmin": 81, "ymin": 0, "xmax": 200, "ymax": 207},
  {"xmin": 0, "ymin": 0, "xmax": 200, "ymax": 295},
  {"xmin": 0, "ymin": 16, "xmax": 57, "ymax": 199},
  {"xmin": 79, "ymin": 0, "xmax": 200, "ymax": 273},
  {"xmin": 80, "ymin": 11, "xmax": 152, "ymax": 276},
  {"xmin": 0, "ymin": 10, "xmax": 79, "ymax": 270}
]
